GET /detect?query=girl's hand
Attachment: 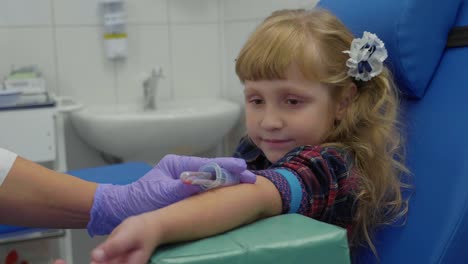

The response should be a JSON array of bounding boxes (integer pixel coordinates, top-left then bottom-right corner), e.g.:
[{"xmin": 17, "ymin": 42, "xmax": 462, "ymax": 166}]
[{"xmin": 90, "ymin": 215, "xmax": 161, "ymax": 264}]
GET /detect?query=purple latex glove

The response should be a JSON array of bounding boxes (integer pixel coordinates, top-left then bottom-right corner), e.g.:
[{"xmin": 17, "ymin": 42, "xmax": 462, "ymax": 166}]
[{"xmin": 87, "ymin": 154, "xmax": 256, "ymax": 236}]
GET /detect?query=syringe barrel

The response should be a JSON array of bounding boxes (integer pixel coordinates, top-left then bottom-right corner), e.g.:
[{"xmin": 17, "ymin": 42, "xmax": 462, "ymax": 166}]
[{"xmin": 198, "ymin": 162, "xmax": 240, "ymax": 190}]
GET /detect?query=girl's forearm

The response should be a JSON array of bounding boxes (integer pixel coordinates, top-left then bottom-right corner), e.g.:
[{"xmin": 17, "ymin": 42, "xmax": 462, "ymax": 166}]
[
  {"xmin": 0, "ymin": 156, "xmax": 97, "ymax": 228},
  {"xmin": 144, "ymin": 176, "xmax": 282, "ymax": 246}
]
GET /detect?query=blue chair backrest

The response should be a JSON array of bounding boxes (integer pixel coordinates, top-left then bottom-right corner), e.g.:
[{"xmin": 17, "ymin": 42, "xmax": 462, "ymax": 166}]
[{"xmin": 318, "ymin": 0, "xmax": 468, "ymax": 263}]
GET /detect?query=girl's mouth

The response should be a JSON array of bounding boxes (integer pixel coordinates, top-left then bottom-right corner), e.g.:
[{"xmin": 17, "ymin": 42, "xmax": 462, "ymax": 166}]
[
  {"xmin": 261, "ymin": 138, "xmax": 293, "ymax": 147},
  {"xmin": 263, "ymin": 139, "xmax": 290, "ymax": 143}
]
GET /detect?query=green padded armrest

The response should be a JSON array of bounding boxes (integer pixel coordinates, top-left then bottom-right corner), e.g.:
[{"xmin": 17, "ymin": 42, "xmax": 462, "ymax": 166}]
[{"xmin": 150, "ymin": 214, "xmax": 350, "ymax": 264}]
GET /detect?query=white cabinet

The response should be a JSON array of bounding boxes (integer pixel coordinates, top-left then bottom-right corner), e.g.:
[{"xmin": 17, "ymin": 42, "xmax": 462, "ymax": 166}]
[
  {"xmin": 0, "ymin": 229, "xmax": 107, "ymax": 264},
  {"xmin": 0, "ymin": 107, "xmax": 56, "ymax": 162},
  {"xmin": 0, "ymin": 230, "xmax": 68, "ymax": 264},
  {"xmin": 0, "ymin": 104, "xmax": 106, "ymax": 264},
  {"xmin": 0, "ymin": 106, "xmax": 74, "ymax": 263}
]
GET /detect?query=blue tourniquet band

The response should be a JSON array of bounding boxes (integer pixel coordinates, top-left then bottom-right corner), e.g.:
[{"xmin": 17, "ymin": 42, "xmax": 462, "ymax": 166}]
[{"xmin": 274, "ymin": 168, "xmax": 302, "ymax": 214}]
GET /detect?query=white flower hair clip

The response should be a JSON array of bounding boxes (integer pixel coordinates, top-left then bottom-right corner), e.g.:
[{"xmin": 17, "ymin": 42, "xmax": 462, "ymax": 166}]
[{"xmin": 343, "ymin": 31, "xmax": 388, "ymax": 81}]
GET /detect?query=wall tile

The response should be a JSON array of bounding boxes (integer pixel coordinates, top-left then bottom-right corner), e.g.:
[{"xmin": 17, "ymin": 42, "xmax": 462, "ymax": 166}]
[
  {"xmin": 223, "ymin": 0, "xmax": 302, "ymax": 21},
  {"xmin": 171, "ymin": 24, "xmax": 221, "ymax": 99},
  {"xmin": 270, "ymin": 0, "xmax": 314, "ymax": 11},
  {"xmin": 55, "ymin": 27, "xmax": 116, "ymax": 106},
  {"xmin": 54, "ymin": 0, "xmax": 168, "ymax": 27},
  {"xmin": 126, "ymin": 0, "xmax": 168, "ymax": 24},
  {"xmin": 0, "ymin": 28, "xmax": 57, "ymax": 94},
  {"xmin": 0, "ymin": 0, "xmax": 52, "ymax": 26},
  {"xmin": 53, "ymin": 0, "xmax": 100, "ymax": 25},
  {"xmin": 114, "ymin": 25, "xmax": 171, "ymax": 106},
  {"xmin": 297, "ymin": 0, "xmax": 320, "ymax": 9},
  {"xmin": 54, "ymin": 0, "xmax": 168, "ymax": 26},
  {"xmin": 223, "ymin": 21, "xmax": 260, "ymax": 103},
  {"xmin": 169, "ymin": 0, "xmax": 219, "ymax": 24}
]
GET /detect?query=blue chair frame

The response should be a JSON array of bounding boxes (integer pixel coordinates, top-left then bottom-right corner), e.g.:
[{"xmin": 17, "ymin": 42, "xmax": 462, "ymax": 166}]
[{"xmin": 318, "ymin": 0, "xmax": 468, "ymax": 263}]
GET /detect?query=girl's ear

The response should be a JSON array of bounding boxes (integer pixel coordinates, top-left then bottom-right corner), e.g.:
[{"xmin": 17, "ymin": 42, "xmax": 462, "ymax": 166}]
[{"xmin": 335, "ymin": 83, "xmax": 357, "ymax": 120}]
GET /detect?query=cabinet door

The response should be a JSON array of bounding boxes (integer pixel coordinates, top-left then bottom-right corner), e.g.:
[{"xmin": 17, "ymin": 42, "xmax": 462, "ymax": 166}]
[{"xmin": 0, "ymin": 108, "xmax": 56, "ymax": 162}]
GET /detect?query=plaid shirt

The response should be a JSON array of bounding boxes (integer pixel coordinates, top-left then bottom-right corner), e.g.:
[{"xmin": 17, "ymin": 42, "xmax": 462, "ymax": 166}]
[{"xmin": 234, "ymin": 136, "xmax": 358, "ymax": 230}]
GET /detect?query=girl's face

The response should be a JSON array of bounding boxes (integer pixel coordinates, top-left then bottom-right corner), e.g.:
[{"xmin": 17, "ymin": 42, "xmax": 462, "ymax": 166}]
[{"xmin": 244, "ymin": 64, "xmax": 338, "ymax": 163}]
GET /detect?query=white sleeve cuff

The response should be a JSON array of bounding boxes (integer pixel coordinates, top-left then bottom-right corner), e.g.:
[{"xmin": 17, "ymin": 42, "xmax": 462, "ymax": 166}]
[{"xmin": 0, "ymin": 148, "xmax": 18, "ymax": 186}]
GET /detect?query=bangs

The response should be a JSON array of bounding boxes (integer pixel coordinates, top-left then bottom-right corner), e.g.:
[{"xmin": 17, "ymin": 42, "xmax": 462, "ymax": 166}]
[{"xmin": 235, "ymin": 18, "xmax": 324, "ymax": 82}]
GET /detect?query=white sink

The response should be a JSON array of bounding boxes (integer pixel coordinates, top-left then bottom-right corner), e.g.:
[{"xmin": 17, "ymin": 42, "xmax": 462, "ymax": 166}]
[{"xmin": 70, "ymin": 98, "xmax": 241, "ymax": 164}]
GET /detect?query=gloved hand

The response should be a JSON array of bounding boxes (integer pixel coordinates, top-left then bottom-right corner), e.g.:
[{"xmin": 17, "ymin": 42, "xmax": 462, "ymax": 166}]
[{"xmin": 87, "ymin": 155, "xmax": 256, "ymax": 236}]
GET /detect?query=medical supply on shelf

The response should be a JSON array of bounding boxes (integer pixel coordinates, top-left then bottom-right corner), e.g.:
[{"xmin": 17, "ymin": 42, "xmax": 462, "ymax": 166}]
[
  {"xmin": 4, "ymin": 65, "xmax": 46, "ymax": 94},
  {"xmin": 180, "ymin": 162, "xmax": 240, "ymax": 190},
  {"xmin": 0, "ymin": 89, "xmax": 21, "ymax": 107},
  {"xmin": 2, "ymin": 65, "xmax": 52, "ymax": 107}
]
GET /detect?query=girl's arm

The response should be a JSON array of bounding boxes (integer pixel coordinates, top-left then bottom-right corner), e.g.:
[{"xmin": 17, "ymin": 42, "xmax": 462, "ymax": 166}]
[
  {"xmin": 0, "ymin": 156, "xmax": 97, "ymax": 228},
  {"xmin": 90, "ymin": 176, "xmax": 282, "ymax": 263},
  {"xmin": 154, "ymin": 175, "xmax": 281, "ymax": 243}
]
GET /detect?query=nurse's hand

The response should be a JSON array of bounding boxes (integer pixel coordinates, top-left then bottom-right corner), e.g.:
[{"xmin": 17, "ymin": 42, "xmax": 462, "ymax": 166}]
[
  {"xmin": 87, "ymin": 155, "xmax": 255, "ymax": 236},
  {"xmin": 153, "ymin": 154, "xmax": 257, "ymax": 184}
]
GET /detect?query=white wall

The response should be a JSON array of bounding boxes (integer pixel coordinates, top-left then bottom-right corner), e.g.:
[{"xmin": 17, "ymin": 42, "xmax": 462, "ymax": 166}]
[{"xmin": 0, "ymin": 0, "xmax": 318, "ymax": 169}]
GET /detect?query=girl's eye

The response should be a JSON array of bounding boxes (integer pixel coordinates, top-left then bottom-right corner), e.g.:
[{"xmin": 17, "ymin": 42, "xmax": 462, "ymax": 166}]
[
  {"xmin": 286, "ymin": 98, "xmax": 301, "ymax": 105},
  {"xmin": 249, "ymin": 98, "xmax": 264, "ymax": 104}
]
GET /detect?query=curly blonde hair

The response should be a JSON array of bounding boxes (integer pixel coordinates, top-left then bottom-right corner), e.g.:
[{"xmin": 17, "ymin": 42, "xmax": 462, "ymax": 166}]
[{"xmin": 235, "ymin": 8, "xmax": 409, "ymax": 257}]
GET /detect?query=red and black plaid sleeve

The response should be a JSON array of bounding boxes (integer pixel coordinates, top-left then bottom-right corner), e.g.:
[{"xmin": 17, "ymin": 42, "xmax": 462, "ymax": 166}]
[{"xmin": 235, "ymin": 139, "xmax": 357, "ymax": 228}]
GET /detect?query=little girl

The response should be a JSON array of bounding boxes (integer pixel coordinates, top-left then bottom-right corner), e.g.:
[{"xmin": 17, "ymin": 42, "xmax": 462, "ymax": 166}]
[{"xmin": 88, "ymin": 8, "xmax": 408, "ymax": 264}]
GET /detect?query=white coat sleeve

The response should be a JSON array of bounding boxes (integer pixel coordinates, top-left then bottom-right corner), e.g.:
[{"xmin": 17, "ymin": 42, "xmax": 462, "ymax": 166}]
[{"xmin": 0, "ymin": 148, "xmax": 18, "ymax": 186}]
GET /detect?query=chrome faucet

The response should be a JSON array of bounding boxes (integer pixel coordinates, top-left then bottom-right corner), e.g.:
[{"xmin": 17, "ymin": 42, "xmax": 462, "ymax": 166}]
[{"xmin": 143, "ymin": 67, "xmax": 163, "ymax": 111}]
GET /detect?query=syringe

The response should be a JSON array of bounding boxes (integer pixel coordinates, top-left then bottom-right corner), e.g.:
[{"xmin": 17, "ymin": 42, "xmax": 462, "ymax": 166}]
[{"xmin": 180, "ymin": 162, "xmax": 240, "ymax": 190}]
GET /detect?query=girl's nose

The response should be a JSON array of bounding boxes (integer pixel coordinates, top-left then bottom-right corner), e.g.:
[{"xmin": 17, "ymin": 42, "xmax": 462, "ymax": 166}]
[{"xmin": 260, "ymin": 107, "xmax": 284, "ymax": 130}]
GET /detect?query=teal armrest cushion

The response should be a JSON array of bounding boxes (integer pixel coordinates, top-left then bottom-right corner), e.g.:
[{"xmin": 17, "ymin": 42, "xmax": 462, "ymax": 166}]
[{"xmin": 150, "ymin": 214, "xmax": 350, "ymax": 264}]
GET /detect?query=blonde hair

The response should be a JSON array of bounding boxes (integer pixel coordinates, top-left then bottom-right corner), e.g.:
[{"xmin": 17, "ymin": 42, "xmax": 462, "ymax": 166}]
[{"xmin": 236, "ymin": 8, "xmax": 409, "ymax": 257}]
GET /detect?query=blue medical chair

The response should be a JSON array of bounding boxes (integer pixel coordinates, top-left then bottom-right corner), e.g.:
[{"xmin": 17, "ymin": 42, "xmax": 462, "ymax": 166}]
[{"xmin": 318, "ymin": 0, "xmax": 468, "ymax": 262}]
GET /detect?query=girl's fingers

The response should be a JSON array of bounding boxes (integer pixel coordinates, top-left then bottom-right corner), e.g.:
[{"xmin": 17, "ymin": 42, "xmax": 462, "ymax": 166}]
[{"xmin": 91, "ymin": 229, "xmax": 134, "ymax": 262}]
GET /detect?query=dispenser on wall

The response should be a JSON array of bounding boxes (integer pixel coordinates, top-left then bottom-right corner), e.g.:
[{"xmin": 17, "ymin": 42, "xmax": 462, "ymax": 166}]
[{"xmin": 100, "ymin": 0, "xmax": 127, "ymax": 59}]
